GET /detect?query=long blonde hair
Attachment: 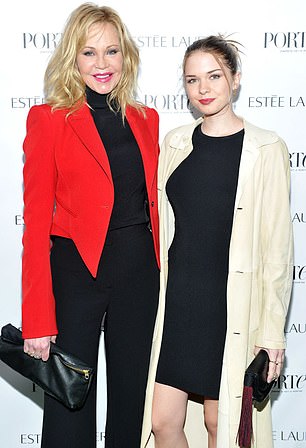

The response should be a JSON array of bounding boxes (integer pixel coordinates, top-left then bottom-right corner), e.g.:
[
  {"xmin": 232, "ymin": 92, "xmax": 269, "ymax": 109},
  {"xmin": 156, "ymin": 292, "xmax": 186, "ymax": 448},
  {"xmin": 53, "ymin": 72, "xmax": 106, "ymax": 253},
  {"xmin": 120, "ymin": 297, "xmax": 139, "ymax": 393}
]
[{"xmin": 44, "ymin": 3, "xmax": 142, "ymax": 117}]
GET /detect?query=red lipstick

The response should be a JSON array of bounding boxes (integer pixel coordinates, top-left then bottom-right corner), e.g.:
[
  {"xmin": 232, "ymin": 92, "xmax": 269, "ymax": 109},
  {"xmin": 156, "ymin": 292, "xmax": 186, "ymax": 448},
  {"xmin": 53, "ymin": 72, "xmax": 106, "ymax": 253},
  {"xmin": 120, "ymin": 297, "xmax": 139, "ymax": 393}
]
[{"xmin": 199, "ymin": 98, "xmax": 215, "ymax": 105}]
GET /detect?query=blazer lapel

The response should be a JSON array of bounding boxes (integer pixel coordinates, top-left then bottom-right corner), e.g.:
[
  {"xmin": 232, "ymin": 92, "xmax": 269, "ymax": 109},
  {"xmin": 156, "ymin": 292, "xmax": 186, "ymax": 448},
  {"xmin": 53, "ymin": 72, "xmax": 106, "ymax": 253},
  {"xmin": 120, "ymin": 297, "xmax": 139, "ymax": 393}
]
[
  {"xmin": 68, "ymin": 104, "xmax": 112, "ymax": 182},
  {"xmin": 126, "ymin": 107, "xmax": 158, "ymax": 192}
]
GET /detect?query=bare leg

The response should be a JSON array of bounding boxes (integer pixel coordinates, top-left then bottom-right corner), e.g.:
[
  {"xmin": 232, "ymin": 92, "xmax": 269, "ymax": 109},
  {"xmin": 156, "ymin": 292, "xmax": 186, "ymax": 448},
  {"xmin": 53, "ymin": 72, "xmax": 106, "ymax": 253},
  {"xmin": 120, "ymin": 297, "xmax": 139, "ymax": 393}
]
[
  {"xmin": 203, "ymin": 398, "xmax": 218, "ymax": 448},
  {"xmin": 152, "ymin": 383, "xmax": 189, "ymax": 448}
]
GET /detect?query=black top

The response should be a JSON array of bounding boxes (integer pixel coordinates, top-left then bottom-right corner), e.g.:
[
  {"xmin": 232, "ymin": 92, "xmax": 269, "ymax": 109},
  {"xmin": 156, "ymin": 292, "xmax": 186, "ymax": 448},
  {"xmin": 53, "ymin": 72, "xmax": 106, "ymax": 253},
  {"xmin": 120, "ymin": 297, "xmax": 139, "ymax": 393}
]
[
  {"xmin": 86, "ymin": 86, "xmax": 149, "ymax": 230},
  {"xmin": 156, "ymin": 124, "xmax": 244, "ymax": 398}
]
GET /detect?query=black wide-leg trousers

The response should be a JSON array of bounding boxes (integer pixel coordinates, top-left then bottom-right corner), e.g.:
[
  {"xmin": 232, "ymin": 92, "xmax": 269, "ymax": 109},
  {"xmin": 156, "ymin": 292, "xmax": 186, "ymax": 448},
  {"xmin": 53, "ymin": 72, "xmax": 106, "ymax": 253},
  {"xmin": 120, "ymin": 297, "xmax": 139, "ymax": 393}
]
[{"xmin": 41, "ymin": 224, "xmax": 159, "ymax": 448}]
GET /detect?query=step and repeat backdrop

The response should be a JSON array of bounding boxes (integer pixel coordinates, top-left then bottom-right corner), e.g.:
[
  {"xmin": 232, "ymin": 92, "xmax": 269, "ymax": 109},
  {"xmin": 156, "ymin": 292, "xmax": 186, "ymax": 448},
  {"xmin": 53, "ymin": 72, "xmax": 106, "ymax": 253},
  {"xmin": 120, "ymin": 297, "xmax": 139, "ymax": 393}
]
[{"xmin": 0, "ymin": 0, "xmax": 305, "ymax": 446}]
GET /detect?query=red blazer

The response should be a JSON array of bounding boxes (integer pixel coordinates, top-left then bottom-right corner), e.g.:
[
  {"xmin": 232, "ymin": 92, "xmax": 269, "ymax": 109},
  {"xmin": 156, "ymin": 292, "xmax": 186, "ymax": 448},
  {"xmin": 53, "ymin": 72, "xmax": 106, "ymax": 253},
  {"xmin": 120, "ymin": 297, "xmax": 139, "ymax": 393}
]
[{"xmin": 22, "ymin": 103, "xmax": 160, "ymax": 339}]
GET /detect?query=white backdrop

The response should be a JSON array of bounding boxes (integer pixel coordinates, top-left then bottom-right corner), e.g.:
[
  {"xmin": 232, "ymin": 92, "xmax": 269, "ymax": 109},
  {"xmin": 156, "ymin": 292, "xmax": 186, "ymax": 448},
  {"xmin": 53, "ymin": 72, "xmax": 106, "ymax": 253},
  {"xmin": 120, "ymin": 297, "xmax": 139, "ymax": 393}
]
[{"xmin": 0, "ymin": 0, "xmax": 305, "ymax": 446}]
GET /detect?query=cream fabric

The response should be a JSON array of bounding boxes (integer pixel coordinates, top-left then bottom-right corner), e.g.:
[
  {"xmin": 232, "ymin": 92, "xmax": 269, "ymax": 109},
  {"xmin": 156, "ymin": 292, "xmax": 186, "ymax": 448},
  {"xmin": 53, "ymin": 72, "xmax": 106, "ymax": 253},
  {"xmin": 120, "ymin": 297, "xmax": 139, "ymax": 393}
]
[{"xmin": 141, "ymin": 118, "xmax": 293, "ymax": 448}]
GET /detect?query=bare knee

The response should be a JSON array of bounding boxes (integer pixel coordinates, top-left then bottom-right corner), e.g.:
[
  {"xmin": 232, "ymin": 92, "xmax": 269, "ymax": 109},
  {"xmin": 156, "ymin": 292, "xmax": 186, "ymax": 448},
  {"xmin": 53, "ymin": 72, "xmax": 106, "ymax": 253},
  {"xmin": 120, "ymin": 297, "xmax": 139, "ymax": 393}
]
[
  {"xmin": 203, "ymin": 399, "xmax": 218, "ymax": 438},
  {"xmin": 152, "ymin": 408, "xmax": 184, "ymax": 438},
  {"xmin": 204, "ymin": 412, "xmax": 218, "ymax": 437},
  {"xmin": 152, "ymin": 383, "xmax": 187, "ymax": 440}
]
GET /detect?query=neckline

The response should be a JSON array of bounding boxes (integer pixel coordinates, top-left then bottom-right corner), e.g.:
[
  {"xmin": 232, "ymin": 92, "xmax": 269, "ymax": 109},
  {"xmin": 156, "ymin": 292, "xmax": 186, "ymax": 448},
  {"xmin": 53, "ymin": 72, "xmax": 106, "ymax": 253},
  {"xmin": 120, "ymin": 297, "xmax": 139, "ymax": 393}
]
[
  {"xmin": 197, "ymin": 124, "xmax": 244, "ymax": 139},
  {"xmin": 85, "ymin": 86, "xmax": 110, "ymax": 110}
]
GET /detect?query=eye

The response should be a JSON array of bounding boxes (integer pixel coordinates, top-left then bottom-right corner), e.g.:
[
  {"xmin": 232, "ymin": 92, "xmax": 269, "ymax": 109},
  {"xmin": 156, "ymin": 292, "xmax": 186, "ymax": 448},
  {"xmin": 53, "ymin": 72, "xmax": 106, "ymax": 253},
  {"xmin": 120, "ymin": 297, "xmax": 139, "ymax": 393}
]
[
  {"xmin": 185, "ymin": 78, "xmax": 197, "ymax": 84},
  {"xmin": 210, "ymin": 73, "xmax": 221, "ymax": 80},
  {"xmin": 82, "ymin": 50, "xmax": 95, "ymax": 56},
  {"xmin": 107, "ymin": 47, "xmax": 120, "ymax": 56}
]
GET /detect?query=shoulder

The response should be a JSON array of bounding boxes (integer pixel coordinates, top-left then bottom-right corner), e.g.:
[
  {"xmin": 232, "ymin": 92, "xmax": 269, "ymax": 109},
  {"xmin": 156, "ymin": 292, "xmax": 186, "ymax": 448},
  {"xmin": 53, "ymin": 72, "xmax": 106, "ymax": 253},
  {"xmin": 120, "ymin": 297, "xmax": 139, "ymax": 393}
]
[
  {"xmin": 244, "ymin": 120, "xmax": 289, "ymax": 168},
  {"xmin": 244, "ymin": 120, "xmax": 285, "ymax": 148},
  {"xmin": 126, "ymin": 106, "xmax": 160, "ymax": 144},
  {"xmin": 162, "ymin": 117, "xmax": 202, "ymax": 149},
  {"xmin": 27, "ymin": 103, "xmax": 51, "ymax": 119},
  {"xmin": 127, "ymin": 104, "xmax": 159, "ymax": 124},
  {"xmin": 143, "ymin": 105, "xmax": 159, "ymax": 119},
  {"xmin": 26, "ymin": 103, "xmax": 69, "ymax": 124}
]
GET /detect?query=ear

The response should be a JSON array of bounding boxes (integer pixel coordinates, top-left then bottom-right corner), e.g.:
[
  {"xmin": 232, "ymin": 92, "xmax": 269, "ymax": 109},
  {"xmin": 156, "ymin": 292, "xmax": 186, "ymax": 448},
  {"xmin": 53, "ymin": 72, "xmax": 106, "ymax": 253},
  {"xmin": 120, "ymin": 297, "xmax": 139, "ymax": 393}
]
[{"xmin": 232, "ymin": 71, "xmax": 241, "ymax": 91}]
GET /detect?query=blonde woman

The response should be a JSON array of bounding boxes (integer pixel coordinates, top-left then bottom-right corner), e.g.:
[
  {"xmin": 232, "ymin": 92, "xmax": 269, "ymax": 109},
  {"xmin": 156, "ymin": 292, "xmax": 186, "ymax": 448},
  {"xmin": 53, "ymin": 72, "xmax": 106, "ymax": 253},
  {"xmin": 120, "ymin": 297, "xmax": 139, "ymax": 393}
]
[{"xmin": 22, "ymin": 3, "xmax": 160, "ymax": 447}]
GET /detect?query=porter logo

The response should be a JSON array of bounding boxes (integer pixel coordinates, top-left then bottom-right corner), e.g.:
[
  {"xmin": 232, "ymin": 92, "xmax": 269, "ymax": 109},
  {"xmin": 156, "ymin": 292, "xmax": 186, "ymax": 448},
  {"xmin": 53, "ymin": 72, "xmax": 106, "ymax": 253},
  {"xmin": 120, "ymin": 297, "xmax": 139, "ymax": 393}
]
[
  {"xmin": 293, "ymin": 265, "xmax": 306, "ymax": 283},
  {"xmin": 23, "ymin": 32, "xmax": 62, "ymax": 49},
  {"xmin": 273, "ymin": 374, "xmax": 306, "ymax": 392},
  {"xmin": 289, "ymin": 152, "xmax": 306, "ymax": 170},
  {"xmin": 140, "ymin": 93, "xmax": 190, "ymax": 113},
  {"xmin": 264, "ymin": 32, "xmax": 306, "ymax": 49}
]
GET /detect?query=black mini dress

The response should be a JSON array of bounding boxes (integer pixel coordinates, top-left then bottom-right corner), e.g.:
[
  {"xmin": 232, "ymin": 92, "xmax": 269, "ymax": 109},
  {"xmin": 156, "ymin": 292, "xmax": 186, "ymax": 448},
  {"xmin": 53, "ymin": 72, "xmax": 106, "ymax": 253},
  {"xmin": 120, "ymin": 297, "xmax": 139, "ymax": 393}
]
[{"xmin": 156, "ymin": 125, "xmax": 244, "ymax": 398}]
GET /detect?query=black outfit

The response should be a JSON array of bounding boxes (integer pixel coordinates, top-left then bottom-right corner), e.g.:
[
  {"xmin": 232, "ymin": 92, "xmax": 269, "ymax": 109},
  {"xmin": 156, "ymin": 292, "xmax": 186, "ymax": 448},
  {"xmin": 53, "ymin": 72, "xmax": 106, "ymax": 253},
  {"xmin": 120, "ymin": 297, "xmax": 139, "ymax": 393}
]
[
  {"xmin": 88, "ymin": 88, "xmax": 150, "ymax": 231},
  {"xmin": 41, "ymin": 88, "xmax": 159, "ymax": 448},
  {"xmin": 156, "ymin": 125, "xmax": 244, "ymax": 399}
]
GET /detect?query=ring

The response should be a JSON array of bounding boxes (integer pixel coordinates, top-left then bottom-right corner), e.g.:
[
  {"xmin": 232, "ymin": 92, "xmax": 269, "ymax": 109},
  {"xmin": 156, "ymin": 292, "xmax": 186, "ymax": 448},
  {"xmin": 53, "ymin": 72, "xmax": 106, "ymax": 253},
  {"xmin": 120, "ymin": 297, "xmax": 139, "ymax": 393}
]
[
  {"xmin": 34, "ymin": 354, "xmax": 41, "ymax": 359},
  {"xmin": 269, "ymin": 360, "xmax": 279, "ymax": 365}
]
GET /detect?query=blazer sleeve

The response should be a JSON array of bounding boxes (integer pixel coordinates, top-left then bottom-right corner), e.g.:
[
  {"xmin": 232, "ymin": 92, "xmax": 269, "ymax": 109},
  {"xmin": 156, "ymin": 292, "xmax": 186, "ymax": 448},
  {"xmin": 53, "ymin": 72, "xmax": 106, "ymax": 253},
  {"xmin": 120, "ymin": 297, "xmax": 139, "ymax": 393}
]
[
  {"xmin": 255, "ymin": 138, "xmax": 294, "ymax": 348},
  {"xmin": 22, "ymin": 105, "xmax": 58, "ymax": 339}
]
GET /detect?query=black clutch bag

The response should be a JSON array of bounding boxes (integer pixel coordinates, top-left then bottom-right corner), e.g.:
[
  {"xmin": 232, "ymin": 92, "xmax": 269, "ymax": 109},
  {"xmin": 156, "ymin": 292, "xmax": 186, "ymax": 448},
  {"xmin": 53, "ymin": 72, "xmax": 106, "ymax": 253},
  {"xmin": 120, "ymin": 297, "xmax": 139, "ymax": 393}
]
[
  {"xmin": 0, "ymin": 323, "xmax": 94, "ymax": 410},
  {"xmin": 244, "ymin": 349, "xmax": 274, "ymax": 402},
  {"xmin": 237, "ymin": 350, "xmax": 275, "ymax": 448}
]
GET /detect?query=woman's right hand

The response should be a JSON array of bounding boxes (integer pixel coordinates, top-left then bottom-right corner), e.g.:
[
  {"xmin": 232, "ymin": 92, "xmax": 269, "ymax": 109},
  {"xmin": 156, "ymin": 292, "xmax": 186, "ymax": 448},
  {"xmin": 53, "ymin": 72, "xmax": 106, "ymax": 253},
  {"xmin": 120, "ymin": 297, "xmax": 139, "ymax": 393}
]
[{"xmin": 24, "ymin": 335, "xmax": 57, "ymax": 361}]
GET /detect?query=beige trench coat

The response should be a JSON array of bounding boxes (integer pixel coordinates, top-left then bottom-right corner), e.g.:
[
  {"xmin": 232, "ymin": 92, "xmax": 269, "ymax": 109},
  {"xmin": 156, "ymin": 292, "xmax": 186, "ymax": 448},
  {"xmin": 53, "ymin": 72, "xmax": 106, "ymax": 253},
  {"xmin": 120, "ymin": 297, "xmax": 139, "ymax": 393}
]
[{"xmin": 141, "ymin": 118, "xmax": 293, "ymax": 448}]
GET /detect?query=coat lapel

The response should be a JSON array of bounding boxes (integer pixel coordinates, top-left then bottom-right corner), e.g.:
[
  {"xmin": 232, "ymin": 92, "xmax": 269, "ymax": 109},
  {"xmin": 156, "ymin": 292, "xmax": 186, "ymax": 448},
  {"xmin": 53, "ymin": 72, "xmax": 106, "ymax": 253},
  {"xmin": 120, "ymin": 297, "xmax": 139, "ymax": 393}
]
[
  {"xmin": 163, "ymin": 118, "xmax": 262, "ymax": 212},
  {"xmin": 233, "ymin": 120, "xmax": 261, "ymax": 210},
  {"xmin": 160, "ymin": 118, "xmax": 199, "ymax": 188},
  {"xmin": 68, "ymin": 104, "xmax": 112, "ymax": 182}
]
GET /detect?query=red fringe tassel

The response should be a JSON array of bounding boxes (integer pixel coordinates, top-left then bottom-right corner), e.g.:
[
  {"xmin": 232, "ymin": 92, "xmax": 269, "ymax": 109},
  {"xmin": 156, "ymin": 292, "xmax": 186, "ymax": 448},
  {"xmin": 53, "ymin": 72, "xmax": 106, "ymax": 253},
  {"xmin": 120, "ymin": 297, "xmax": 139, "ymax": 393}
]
[{"xmin": 236, "ymin": 385, "xmax": 253, "ymax": 448}]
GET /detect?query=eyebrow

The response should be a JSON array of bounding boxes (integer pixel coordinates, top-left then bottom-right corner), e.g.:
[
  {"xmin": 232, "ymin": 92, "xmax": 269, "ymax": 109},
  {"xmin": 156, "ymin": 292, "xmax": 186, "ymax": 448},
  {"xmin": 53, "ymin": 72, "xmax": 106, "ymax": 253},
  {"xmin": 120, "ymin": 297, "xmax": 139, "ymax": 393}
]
[
  {"xmin": 185, "ymin": 68, "xmax": 222, "ymax": 77},
  {"xmin": 82, "ymin": 44, "xmax": 120, "ymax": 50}
]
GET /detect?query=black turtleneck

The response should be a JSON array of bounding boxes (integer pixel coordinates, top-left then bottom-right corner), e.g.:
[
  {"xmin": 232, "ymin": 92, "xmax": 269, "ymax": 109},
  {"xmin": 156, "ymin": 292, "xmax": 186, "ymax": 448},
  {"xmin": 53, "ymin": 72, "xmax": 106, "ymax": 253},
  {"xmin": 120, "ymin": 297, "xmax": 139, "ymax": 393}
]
[{"xmin": 86, "ymin": 86, "xmax": 149, "ymax": 231}]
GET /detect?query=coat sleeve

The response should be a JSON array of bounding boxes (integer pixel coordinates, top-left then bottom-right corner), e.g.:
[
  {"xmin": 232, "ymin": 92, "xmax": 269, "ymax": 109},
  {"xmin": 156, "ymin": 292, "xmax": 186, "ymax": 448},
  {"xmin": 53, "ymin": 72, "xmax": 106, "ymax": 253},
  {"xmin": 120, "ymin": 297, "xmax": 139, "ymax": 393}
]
[
  {"xmin": 255, "ymin": 138, "xmax": 293, "ymax": 349},
  {"xmin": 22, "ymin": 105, "xmax": 58, "ymax": 339}
]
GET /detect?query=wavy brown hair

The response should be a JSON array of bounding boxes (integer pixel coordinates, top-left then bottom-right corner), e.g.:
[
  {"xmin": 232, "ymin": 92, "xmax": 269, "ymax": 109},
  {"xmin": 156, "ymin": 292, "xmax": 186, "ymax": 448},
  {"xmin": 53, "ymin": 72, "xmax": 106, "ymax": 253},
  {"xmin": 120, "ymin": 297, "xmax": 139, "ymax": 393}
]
[{"xmin": 44, "ymin": 3, "xmax": 142, "ymax": 117}]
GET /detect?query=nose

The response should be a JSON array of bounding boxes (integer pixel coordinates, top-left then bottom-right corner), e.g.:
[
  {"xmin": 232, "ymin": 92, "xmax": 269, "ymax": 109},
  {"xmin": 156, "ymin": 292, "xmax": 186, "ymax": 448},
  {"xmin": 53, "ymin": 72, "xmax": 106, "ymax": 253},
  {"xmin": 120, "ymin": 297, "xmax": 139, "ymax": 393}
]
[
  {"xmin": 95, "ymin": 53, "xmax": 108, "ymax": 70},
  {"xmin": 199, "ymin": 80, "xmax": 209, "ymax": 95}
]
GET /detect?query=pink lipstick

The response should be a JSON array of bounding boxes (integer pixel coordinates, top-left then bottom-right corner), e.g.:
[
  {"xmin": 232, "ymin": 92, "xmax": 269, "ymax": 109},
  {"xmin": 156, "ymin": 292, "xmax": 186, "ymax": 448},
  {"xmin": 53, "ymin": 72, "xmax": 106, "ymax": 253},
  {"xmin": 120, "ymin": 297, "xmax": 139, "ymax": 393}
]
[{"xmin": 93, "ymin": 72, "xmax": 113, "ymax": 83}]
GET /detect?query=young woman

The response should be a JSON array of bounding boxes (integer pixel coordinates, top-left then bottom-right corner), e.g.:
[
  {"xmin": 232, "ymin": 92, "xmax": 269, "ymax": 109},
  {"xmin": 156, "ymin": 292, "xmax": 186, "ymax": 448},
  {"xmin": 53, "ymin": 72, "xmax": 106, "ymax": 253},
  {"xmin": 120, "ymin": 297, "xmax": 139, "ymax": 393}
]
[
  {"xmin": 141, "ymin": 35, "xmax": 293, "ymax": 448},
  {"xmin": 22, "ymin": 3, "xmax": 160, "ymax": 447}
]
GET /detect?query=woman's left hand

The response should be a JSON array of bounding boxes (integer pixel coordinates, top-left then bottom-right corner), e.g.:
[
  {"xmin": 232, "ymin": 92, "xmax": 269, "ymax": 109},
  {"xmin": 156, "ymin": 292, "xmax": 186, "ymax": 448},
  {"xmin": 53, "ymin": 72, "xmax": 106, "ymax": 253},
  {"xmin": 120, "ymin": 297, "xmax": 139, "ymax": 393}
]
[{"xmin": 254, "ymin": 346, "xmax": 284, "ymax": 383}]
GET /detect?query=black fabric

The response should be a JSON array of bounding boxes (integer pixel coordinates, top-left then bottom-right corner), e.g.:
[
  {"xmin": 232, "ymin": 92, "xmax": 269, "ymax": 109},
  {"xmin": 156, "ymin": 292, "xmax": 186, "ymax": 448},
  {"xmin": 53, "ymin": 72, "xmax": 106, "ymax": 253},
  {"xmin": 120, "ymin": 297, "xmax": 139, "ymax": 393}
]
[
  {"xmin": 156, "ymin": 126, "xmax": 244, "ymax": 398},
  {"xmin": 41, "ymin": 226, "xmax": 159, "ymax": 448},
  {"xmin": 86, "ymin": 86, "xmax": 149, "ymax": 230},
  {"xmin": 244, "ymin": 350, "xmax": 275, "ymax": 402}
]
